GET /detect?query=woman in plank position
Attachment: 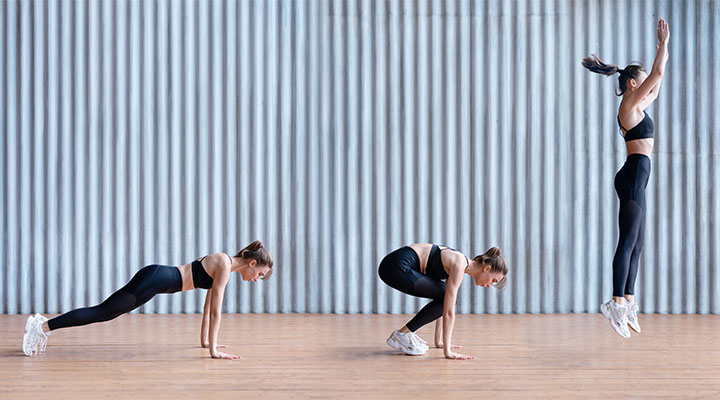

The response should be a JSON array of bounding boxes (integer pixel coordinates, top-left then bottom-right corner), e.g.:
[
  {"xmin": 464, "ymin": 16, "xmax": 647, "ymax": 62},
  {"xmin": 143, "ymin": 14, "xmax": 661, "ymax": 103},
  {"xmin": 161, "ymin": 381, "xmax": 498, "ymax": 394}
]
[{"xmin": 23, "ymin": 240, "xmax": 273, "ymax": 359}]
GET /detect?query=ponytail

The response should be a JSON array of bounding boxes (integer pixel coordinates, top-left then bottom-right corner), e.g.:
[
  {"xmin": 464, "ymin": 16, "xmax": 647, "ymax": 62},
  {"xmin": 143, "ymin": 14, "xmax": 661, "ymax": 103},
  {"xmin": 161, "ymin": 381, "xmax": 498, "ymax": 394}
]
[
  {"xmin": 582, "ymin": 54, "xmax": 646, "ymax": 96},
  {"xmin": 235, "ymin": 240, "xmax": 274, "ymax": 280},
  {"xmin": 473, "ymin": 246, "xmax": 508, "ymax": 289},
  {"xmin": 581, "ymin": 54, "xmax": 620, "ymax": 76}
]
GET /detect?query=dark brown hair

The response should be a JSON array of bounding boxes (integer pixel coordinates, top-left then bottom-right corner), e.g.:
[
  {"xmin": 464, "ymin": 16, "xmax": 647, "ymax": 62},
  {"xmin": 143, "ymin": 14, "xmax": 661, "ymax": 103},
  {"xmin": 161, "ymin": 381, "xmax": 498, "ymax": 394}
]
[
  {"xmin": 473, "ymin": 246, "xmax": 508, "ymax": 289},
  {"xmin": 235, "ymin": 240, "xmax": 274, "ymax": 280},
  {"xmin": 581, "ymin": 54, "xmax": 646, "ymax": 96}
]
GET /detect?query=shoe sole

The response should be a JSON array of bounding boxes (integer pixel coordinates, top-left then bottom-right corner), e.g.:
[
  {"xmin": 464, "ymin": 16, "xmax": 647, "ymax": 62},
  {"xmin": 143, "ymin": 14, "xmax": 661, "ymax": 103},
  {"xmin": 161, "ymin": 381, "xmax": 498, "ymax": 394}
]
[
  {"xmin": 600, "ymin": 303, "xmax": 631, "ymax": 339},
  {"xmin": 386, "ymin": 335, "xmax": 426, "ymax": 356}
]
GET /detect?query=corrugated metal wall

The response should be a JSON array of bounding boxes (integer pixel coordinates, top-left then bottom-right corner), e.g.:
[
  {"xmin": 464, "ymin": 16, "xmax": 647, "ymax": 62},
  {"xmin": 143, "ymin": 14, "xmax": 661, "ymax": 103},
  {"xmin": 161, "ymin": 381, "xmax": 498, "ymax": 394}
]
[{"xmin": 1, "ymin": 0, "xmax": 718, "ymax": 315}]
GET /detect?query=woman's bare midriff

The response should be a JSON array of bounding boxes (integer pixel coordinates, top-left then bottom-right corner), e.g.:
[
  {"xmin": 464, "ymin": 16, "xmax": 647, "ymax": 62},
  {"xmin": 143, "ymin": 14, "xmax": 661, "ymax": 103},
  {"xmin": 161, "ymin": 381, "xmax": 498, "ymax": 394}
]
[
  {"xmin": 408, "ymin": 244, "xmax": 431, "ymax": 274},
  {"xmin": 409, "ymin": 243, "xmax": 457, "ymax": 276},
  {"xmin": 625, "ymin": 138, "xmax": 654, "ymax": 157},
  {"xmin": 176, "ymin": 263, "xmax": 195, "ymax": 291}
]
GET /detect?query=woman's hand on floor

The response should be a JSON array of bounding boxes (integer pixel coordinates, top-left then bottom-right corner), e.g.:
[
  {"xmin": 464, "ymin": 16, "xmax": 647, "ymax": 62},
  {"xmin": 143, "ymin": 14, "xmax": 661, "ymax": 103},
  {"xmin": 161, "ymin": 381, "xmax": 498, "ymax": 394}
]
[
  {"xmin": 444, "ymin": 351, "xmax": 474, "ymax": 360},
  {"xmin": 211, "ymin": 350, "xmax": 240, "ymax": 360}
]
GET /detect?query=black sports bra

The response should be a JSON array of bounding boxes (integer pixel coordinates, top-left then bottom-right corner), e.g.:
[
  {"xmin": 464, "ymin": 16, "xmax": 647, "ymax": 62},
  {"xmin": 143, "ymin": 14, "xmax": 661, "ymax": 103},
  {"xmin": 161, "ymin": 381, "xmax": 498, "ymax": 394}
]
[
  {"xmin": 425, "ymin": 245, "xmax": 469, "ymax": 281},
  {"xmin": 617, "ymin": 111, "xmax": 654, "ymax": 142},
  {"xmin": 191, "ymin": 258, "xmax": 214, "ymax": 289},
  {"xmin": 191, "ymin": 254, "xmax": 233, "ymax": 289}
]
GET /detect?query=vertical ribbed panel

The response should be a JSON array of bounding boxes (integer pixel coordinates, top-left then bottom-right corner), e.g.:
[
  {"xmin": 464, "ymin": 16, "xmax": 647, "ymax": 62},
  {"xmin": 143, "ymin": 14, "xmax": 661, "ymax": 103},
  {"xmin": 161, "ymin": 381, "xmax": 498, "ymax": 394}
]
[{"xmin": 1, "ymin": 1, "xmax": 718, "ymax": 315}]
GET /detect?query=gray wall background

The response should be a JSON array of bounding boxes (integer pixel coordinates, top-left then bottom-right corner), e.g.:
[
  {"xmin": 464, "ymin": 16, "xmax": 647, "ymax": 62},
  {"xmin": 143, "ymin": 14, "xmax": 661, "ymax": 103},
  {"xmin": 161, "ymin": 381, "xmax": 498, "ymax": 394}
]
[{"xmin": 2, "ymin": 0, "xmax": 718, "ymax": 315}]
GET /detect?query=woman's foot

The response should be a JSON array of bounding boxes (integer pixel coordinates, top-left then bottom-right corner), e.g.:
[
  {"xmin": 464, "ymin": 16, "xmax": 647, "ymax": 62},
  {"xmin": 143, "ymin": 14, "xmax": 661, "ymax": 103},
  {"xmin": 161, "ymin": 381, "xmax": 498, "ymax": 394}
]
[
  {"xmin": 386, "ymin": 330, "xmax": 428, "ymax": 356},
  {"xmin": 22, "ymin": 314, "xmax": 49, "ymax": 356},
  {"xmin": 626, "ymin": 302, "xmax": 641, "ymax": 333},
  {"xmin": 600, "ymin": 300, "xmax": 631, "ymax": 339}
]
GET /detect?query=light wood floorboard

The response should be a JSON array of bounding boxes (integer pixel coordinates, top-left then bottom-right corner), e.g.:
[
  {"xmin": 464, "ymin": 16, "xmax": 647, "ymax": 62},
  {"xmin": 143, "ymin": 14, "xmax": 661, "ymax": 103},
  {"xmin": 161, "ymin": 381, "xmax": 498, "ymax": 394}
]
[{"xmin": 1, "ymin": 314, "xmax": 719, "ymax": 399}]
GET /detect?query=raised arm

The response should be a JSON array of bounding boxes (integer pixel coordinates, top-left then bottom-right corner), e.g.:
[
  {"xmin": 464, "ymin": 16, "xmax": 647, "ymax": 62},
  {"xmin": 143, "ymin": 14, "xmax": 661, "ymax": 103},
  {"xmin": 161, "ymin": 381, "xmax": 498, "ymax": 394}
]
[
  {"xmin": 442, "ymin": 271, "xmax": 473, "ymax": 360},
  {"xmin": 637, "ymin": 79, "xmax": 664, "ymax": 111},
  {"xmin": 627, "ymin": 19, "xmax": 670, "ymax": 109}
]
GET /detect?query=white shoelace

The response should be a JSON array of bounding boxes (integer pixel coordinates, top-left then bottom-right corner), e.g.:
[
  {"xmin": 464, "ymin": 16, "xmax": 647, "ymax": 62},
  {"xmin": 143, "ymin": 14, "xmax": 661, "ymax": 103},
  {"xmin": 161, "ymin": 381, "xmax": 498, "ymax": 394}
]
[
  {"xmin": 411, "ymin": 333, "xmax": 427, "ymax": 346},
  {"xmin": 407, "ymin": 333, "xmax": 426, "ymax": 349},
  {"xmin": 37, "ymin": 328, "xmax": 48, "ymax": 352},
  {"xmin": 26, "ymin": 329, "xmax": 40, "ymax": 356},
  {"xmin": 29, "ymin": 316, "xmax": 48, "ymax": 355},
  {"xmin": 612, "ymin": 306, "xmax": 628, "ymax": 325},
  {"xmin": 397, "ymin": 331, "xmax": 419, "ymax": 349}
]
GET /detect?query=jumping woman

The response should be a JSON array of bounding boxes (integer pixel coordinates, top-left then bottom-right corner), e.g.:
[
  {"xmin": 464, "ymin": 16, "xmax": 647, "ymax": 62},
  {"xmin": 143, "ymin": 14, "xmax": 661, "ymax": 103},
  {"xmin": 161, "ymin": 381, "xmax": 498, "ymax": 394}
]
[
  {"xmin": 22, "ymin": 240, "xmax": 273, "ymax": 359},
  {"xmin": 582, "ymin": 18, "xmax": 669, "ymax": 338},
  {"xmin": 378, "ymin": 244, "xmax": 508, "ymax": 360}
]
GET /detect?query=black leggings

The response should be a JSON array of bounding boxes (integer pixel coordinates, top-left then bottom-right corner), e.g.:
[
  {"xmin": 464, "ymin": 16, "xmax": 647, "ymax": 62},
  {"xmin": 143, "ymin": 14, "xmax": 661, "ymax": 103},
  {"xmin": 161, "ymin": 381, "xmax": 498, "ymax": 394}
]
[
  {"xmin": 378, "ymin": 247, "xmax": 448, "ymax": 332},
  {"xmin": 612, "ymin": 154, "xmax": 651, "ymax": 297},
  {"xmin": 47, "ymin": 264, "xmax": 183, "ymax": 331}
]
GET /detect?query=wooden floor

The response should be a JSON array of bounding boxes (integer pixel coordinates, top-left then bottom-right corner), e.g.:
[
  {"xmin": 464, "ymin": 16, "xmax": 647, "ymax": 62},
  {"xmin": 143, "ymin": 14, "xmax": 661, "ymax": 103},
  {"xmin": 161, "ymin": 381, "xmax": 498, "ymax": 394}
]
[{"xmin": 1, "ymin": 314, "xmax": 719, "ymax": 399}]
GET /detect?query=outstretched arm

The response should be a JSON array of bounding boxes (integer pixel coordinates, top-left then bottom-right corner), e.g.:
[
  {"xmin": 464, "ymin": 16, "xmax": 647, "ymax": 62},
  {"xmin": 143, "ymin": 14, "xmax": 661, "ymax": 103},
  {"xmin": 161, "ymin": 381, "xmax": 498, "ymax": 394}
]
[
  {"xmin": 434, "ymin": 319, "xmax": 442, "ymax": 347},
  {"xmin": 627, "ymin": 19, "xmax": 670, "ymax": 109},
  {"xmin": 208, "ymin": 266, "xmax": 237, "ymax": 359},
  {"xmin": 637, "ymin": 73, "xmax": 665, "ymax": 111},
  {"xmin": 201, "ymin": 289, "xmax": 226, "ymax": 349},
  {"xmin": 435, "ymin": 318, "xmax": 462, "ymax": 349},
  {"xmin": 201, "ymin": 289, "xmax": 211, "ymax": 346},
  {"xmin": 442, "ymin": 272, "xmax": 473, "ymax": 360}
]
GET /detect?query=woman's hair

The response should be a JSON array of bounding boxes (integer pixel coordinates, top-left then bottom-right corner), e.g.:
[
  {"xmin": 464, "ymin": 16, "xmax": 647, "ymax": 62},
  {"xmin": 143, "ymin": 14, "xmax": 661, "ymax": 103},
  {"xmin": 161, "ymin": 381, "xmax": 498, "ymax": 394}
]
[
  {"xmin": 581, "ymin": 54, "xmax": 646, "ymax": 96},
  {"xmin": 473, "ymin": 246, "xmax": 508, "ymax": 289},
  {"xmin": 235, "ymin": 240, "xmax": 274, "ymax": 280}
]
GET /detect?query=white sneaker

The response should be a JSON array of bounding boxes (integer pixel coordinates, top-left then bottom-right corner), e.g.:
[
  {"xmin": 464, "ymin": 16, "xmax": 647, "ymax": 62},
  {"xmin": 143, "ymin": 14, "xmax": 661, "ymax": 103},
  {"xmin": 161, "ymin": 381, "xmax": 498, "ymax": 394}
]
[
  {"xmin": 411, "ymin": 333, "xmax": 428, "ymax": 346},
  {"xmin": 386, "ymin": 330, "xmax": 428, "ymax": 356},
  {"xmin": 600, "ymin": 300, "xmax": 631, "ymax": 339},
  {"xmin": 626, "ymin": 302, "xmax": 641, "ymax": 333},
  {"xmin": 409, "ymin": 333, "xmax": 430, "ymax": 353},
  {"xmin": 22, "ymin": 315, "xmax": 38, "ymax": 356},
  {"xmin": 22, "ymin": 314, "xmax": 49, "ymax": 356}
]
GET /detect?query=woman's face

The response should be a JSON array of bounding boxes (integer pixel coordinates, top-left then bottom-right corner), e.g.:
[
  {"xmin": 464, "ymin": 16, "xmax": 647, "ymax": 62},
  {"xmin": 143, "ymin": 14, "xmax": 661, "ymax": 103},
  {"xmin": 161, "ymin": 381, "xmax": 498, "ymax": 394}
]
[
  {"xmin": 241, "ymin": 261, "xmax": 271, "ymax": 282},
  {"xmin": 630, "ymin": 70, "xmax": 648, "ymax": 90},
  {"xmin": 472, "ymin": 264, "xmax": 505, "ymax": 288}
]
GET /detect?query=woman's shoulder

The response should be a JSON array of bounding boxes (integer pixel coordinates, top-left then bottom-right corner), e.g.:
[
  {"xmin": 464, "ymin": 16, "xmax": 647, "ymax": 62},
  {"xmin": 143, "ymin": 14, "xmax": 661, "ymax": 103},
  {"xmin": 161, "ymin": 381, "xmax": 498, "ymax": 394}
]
[
  {"xmin": 441, "ymin": 249, "xmax": 468, "ymax": 271},
  {"xmin": 203, "ymin": 253, "xmax": 232, "ymax": 268}
]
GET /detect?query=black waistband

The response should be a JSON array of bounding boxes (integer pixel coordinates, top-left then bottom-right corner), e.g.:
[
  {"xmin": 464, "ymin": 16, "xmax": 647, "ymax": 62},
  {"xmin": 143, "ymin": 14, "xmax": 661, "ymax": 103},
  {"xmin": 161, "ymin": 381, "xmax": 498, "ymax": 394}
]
[{"xmin": 625, "ymin": 153, "xmax": 651, "ymax": 162}]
